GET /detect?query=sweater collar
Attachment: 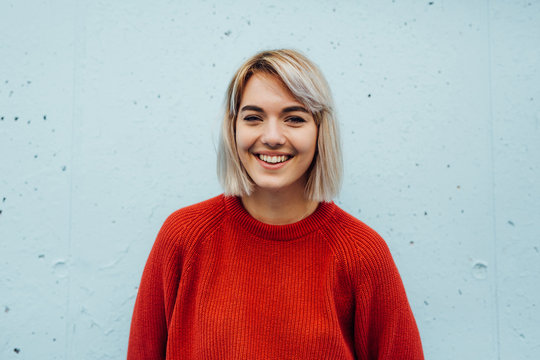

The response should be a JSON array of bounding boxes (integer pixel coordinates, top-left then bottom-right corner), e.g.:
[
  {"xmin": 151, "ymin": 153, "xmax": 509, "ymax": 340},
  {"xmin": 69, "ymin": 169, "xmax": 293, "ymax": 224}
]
[{"xmin": 223, "ymin": 195, "xmax": 336, "ymax": 241}]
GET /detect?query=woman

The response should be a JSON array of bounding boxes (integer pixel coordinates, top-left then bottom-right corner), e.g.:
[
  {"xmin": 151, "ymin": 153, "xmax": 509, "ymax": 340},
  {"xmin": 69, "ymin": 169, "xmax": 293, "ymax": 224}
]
[{"xmin": 128, "ymin": 49, "xmax": 424, "ymax": 359}]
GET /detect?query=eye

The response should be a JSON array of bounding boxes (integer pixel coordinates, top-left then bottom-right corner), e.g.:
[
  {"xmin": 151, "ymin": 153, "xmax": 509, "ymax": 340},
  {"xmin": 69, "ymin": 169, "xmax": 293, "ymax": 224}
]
[
  {"xmin": 286, "ymin": 116, "xmax": 306, "ymax": 124},
  {"xmin": 243, "ymin": 115, "xmax": 262, "ymax": 122}
]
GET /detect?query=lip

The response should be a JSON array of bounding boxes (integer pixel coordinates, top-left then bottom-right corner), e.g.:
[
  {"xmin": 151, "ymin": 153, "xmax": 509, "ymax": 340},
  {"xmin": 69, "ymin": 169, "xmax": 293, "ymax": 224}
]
[
  {"xmin": 254, "ymin": 151, "xmax": 292, "ymax": 156},
  {"xmin": 253, "ymin": 153, "xmax": 292, "ymax": 169}
]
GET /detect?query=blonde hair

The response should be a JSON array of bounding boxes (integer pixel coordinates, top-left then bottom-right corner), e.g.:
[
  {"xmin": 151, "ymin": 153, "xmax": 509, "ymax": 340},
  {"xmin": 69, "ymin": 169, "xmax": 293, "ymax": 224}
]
[{"xmin": 217, "ymin": 49, "xmax": 342, "ymax": 202}]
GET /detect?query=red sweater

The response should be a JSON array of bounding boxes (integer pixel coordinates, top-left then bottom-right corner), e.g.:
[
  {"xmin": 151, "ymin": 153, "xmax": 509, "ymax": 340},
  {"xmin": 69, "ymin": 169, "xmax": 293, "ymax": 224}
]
[{"xmin": 128, "ymin": 195, "xmax": 424, "ymax": 359}]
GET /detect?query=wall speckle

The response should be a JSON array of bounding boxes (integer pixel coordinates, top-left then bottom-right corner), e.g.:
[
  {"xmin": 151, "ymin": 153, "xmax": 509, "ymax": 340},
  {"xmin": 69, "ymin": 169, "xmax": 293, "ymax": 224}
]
[
  {"xmin": 52, "ymin": 260, "xmax": 67, "ymax": 278},
  {"xmin": 472, "ymin": 262, "xmax": 488, "ymax": 280}
]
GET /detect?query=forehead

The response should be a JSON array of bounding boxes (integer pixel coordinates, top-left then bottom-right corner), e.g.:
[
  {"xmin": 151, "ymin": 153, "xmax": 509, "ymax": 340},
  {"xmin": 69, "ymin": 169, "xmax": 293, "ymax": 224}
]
[{"xmin": 240, "ymin": 73, "xmax": 301, "ymax": 106}]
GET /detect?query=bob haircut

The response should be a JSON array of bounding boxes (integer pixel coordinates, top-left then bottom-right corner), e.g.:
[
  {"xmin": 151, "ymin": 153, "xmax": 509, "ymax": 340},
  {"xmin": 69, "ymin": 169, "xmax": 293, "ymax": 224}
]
[{"xmin": 217, "ymin": 49, "xmax": 343, "ymax": 202}]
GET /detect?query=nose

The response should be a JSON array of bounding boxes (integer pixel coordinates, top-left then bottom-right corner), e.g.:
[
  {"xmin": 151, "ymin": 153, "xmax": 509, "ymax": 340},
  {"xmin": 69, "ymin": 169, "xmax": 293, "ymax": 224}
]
[{"xmin": 260, "ymin": 119, "xmax": 285, "ymax": 147}]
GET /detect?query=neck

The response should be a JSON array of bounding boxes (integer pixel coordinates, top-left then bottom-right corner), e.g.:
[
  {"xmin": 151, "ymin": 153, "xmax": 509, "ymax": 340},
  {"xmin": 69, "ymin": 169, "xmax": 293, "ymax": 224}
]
[{"xmin": 241, "ymin": 189, "xmax": 318, "ymax": 225}]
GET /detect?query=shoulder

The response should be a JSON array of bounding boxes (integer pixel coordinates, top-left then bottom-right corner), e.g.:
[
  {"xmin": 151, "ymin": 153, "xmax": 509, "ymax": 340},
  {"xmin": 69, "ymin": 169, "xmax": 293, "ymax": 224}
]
[
  {"xmin": 164, "ymin": 194, "xmax": 226, "ymax": 228},
  {"xmin": 154, "ymin": 194, "xmax": 226, "ymax": 254},
  {"xmin": 321, "ymin": 204, "xmax": 406, "ymax": 297},
  {"xmin": 324, "ymin": 205, "xmax": 389, "ymax": 254},
  {"xmin": 322, "ymin": 204, "xmax": 395, "ymax": 274}
]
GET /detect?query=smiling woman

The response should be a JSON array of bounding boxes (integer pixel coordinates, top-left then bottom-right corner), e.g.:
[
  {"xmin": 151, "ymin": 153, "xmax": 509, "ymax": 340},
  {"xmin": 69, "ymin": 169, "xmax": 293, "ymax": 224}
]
[
  {"xmin": 127, "ymin": 49, "xmax": 424, "ymax": 359},
  {"xmin": 235, "ymin": 73, "xmax": 319, "ymax": 224}
]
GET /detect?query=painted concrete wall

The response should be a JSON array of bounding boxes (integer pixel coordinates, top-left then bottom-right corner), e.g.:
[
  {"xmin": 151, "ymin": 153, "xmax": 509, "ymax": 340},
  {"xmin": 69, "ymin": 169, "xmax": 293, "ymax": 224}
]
[{"xmin": 1, "ymin": 1, "xmax": 538, "ymax": 359}]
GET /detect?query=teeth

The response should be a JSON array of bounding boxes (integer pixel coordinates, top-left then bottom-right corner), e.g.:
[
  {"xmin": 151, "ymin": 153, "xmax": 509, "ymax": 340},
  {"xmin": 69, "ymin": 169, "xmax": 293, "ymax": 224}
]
[{"xmin": 258, "ymin": 154, "xmax": 289, "ymax": 164}]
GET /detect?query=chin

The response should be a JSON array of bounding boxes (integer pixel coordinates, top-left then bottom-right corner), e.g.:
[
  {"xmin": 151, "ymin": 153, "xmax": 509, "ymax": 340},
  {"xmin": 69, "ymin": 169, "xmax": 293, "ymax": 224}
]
[
  {"xmin": 253, "ymin": 183, "xmax": 289, "ymax": 193},
  {"xmin": 252, "ymin": 178, "xmax": 306, "ymax": 194}
]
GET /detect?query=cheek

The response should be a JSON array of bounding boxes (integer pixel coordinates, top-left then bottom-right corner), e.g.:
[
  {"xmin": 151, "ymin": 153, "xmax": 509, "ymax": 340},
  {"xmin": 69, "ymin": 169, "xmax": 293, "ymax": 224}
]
[
  {"xmin": 303, "ymin": 129, "xmax": 318, "ymax": 169},
  {"xmin": 235, "ymin": 127, "xmax": 247, "ymax": 153},
  {"xmin": 301, "ymin": 127, "xmax": 318, "ymax": 159},
  {"xmin": 235, "ymin": 124, "xmax": 254, "ymax": 164}
]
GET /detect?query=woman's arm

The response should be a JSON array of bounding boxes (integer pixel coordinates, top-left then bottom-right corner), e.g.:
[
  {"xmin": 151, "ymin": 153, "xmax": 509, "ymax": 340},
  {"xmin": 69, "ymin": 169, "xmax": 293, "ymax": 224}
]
[
  {"xmin": 127, "ymin": 216, "xmax": 183, "ymax": 359},
  {"xmin": 352, "ymin": 233, "xmax": 424, "ymax": 360}
]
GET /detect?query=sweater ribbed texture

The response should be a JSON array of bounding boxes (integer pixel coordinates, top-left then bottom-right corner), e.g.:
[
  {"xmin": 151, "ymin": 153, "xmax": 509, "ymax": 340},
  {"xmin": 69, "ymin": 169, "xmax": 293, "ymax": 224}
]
[{"xmin": 128, "ymin": 195, "xmax": 424, "ymax": 359}]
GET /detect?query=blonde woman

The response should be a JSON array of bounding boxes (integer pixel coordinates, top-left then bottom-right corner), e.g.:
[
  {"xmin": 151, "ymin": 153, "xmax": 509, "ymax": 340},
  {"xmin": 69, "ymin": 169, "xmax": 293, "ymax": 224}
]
[{"xmin": 128, "ymin": 49, "xmax": 424, "ymax": 359}]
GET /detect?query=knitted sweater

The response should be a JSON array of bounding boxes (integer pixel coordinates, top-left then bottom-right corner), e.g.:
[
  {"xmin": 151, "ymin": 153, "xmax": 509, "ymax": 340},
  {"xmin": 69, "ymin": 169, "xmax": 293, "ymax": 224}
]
[{"xmin": 128, "ymin": 195, "xmax": 424, "ymax": 359}]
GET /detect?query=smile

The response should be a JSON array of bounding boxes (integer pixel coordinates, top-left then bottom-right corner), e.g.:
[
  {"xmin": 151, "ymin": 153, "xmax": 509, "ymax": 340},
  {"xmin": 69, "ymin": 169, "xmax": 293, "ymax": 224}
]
[{"xmin": 257, "ymin": 154, "xmax": 291, "ymax": 164}]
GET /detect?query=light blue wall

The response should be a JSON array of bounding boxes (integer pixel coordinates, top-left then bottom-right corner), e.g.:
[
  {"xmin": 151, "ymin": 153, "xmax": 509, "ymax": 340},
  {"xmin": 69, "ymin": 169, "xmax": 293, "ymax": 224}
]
[{"xmin": 1, "ymin": 1, "xmax": 539, "ymax": 359}]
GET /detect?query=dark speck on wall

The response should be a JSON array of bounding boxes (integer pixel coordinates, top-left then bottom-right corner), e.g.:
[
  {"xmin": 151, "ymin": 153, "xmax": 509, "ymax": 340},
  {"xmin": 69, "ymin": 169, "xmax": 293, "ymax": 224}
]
[
  {"xmin": 367, "ymin": 93, "xmax": 371, "ymax": 98},
  {"xmin": 2, "ymin": 197, "xmax": 5, "ymax": 202},
  {"xmin": 14, "ymin": 348, "xmax": 20, "ymax": 354},
  {"xmin": 507, "ymin": 220, "xmax": 515, "ymax": 226},
  {"xmin": 1, "ymin": 116, "xmax": 4, "ymax": 121},
  {"xmin": 38, "ymin": 254, "xmax": 45, "ymax": 258},
  {"xmin": 224, "ymin": 30, "xmax": 231, "ymax": 36},
  {"xmin": 429, "ymin": 1, "xmax": 434, "ymax": 4},
  {"xmin": 43, "ymin": 115, "xmax": 47, "ymax": 120},
  {"xmin": 14, "ymin": 116, "xmax": 19, "ymax": 121},
  {"xmin": 62, "ymin": 165, "xmax": 67, "ymax": 171},
  {"xmin": 4, "ymin": 306, "xmax": 9, "ymax": 312}
]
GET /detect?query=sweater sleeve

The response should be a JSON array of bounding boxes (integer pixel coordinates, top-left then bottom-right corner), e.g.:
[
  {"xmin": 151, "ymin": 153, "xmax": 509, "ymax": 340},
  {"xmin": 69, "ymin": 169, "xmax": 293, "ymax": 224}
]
[
  {"xmin": 127, "ymin": 214, "xmax": 184, "ymax": 360},
  {"xmin": 352, "ymin": 233, "xmax": 424, "ymax": 360}
]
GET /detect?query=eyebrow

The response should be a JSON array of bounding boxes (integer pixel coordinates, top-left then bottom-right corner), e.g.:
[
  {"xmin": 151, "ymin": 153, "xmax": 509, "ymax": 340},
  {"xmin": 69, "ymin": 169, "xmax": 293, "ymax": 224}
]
[
  {"xmin": 282, "ymin": 106, "xmax": 309, "ymax": 114},
  {"xmin": 240, "ymin": 105, "xmax": 264, "ymax": 113},
  {"xmin": 240, "ymin": 105, "xmax": 309, "ymax": 114}
]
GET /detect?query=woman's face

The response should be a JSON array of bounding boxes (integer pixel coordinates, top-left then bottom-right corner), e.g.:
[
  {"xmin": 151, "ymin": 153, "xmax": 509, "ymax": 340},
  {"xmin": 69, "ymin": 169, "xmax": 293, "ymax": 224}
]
[{"xmin": 235, "ymin": 73, "xmax": 318, "ymax": 194}]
